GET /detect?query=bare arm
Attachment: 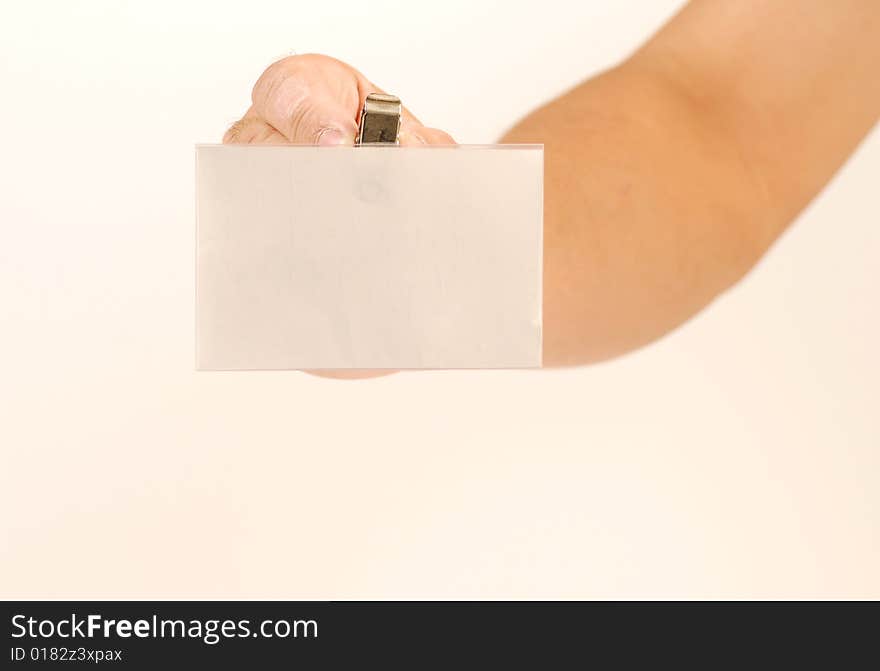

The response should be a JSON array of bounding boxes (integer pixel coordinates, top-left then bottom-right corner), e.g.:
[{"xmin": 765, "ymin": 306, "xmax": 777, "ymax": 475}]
[
  {"xmin": 227, "ymin": 1, "xmax": 879, "ymax": 373},
  {"xmin": 503, "ymin": 0, "xmax": 880, "ymax": 365}
]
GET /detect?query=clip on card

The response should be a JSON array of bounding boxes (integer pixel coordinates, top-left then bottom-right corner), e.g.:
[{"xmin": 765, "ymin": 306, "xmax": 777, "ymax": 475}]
[{"xmin": 357, "ymin": 93, "xmax": 402, "ymax": 145}]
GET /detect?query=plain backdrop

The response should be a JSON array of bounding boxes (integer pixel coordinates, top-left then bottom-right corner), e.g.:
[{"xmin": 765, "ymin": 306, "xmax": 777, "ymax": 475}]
[{"xmin": 1, "ymin": 0, "xmax": 877, "ymax": 598}]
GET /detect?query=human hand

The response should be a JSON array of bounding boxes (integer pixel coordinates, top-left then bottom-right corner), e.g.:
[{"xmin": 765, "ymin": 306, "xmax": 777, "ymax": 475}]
[
  {"xmin": 224, "ymin": 53, "xmax": 454, "ymax": 147},
  {"xmin": 224, "ymin": 54, "xmax": 454, "ymax": 378}
]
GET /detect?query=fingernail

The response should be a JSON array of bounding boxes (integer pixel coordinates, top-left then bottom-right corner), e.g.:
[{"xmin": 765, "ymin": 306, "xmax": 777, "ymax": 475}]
[{"xmin": 317, "ymin": 128, "xmax": 349, "ymax": 146}]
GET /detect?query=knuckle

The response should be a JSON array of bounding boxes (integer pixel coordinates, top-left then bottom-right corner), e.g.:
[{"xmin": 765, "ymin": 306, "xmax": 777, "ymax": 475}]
[
  {"xmin": 251, "ymin": 53, "xmax": 335, "ymax": 104},
  {"xmin": 253, "ymin": 65, "xmax": 314, "ymax": 120},
  {"xmin": 248, "ymin": 53, "xmax": 359, "ymax": 142},
  {"xmin": 222, "ymin": 119, "xmax": 244, "ymax": 143},
  {"xmin": 252, "ymin": 53, "xmax": 350, "ymax": 106},
  {"xmin": 252, "ymin": 56, "xmax": 299, "ymax": 106},
  {"xmin": 222, "ymin": 117, "xmax": 261, "ymax": 144}
]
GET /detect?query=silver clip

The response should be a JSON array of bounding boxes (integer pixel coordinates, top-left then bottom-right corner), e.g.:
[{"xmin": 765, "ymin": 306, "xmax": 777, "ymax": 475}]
[{"xmin": 357, "ymin": 93, "xmax": 402, "ymax": 146}]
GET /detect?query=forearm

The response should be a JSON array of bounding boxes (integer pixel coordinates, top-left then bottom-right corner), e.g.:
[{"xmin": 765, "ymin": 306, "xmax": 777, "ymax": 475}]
[
  {"xmin": 504, "ymin": 0, "xmax": 880, "ymax": 366},
  {"xmin": 504, "ymin": 63, "xmax": 769, "ymax": 365}
]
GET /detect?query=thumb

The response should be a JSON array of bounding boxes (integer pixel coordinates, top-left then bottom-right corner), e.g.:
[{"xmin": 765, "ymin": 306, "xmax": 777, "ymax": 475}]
[
  {"xmin": 261, "ymin": 90, "xmax": 358, "ymax": 145},
  {"xmin": 251, "ymin": 61, "xmax": 360, "ymax": 144}
]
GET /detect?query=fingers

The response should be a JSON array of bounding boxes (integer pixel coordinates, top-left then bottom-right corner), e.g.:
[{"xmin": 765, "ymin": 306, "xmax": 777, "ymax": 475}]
[
  {"xmin": 223, "ymin": 111, "xmax": 288, "ymax": 144},
  {"xmin": 230, "ymin": 54, "xmax": 457, "ymax": 149},
  {"xmin": 251, "ymin": 54, "xmax": 361, "ymax": 145},
  {"xmin": 399, "ymin": 124, "xmax": 457, "ymax": 146},
  {"xmin": 417, "ymin": 127, "xmax": 456, "ymax": 145}
]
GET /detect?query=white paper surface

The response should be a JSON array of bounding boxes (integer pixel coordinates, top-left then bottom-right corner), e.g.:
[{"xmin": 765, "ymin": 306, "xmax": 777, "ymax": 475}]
[{"xmin": 196, "ymin": 144, "xmax": 543, "ymax": 369}]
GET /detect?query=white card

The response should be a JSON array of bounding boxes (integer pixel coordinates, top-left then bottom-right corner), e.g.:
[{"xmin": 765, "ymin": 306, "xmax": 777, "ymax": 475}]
[{"xmin": 196, "ymin": 144, "xmax": 543, "ymax": 369}]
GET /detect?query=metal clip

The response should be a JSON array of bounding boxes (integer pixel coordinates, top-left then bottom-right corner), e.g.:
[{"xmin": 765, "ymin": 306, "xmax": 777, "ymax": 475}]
[{"xmin": 357, "ymin": 93, "xmax": 402, "ymax": 146}]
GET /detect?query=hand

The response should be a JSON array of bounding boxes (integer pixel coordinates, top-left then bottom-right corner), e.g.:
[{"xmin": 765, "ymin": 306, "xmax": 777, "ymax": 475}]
[
  {"xmin": 224, "ymin": 53, "xmax": 454, "ymax": 147},
  {"xmin": 225, "ymin": 54, "xmax": 454, "ymax": 378}
]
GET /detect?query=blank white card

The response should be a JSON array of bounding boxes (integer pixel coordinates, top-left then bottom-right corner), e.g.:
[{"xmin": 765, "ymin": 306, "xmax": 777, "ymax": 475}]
[{"xmin": 196, "ymin": 144, "xmax": 543, "ymax": 369}]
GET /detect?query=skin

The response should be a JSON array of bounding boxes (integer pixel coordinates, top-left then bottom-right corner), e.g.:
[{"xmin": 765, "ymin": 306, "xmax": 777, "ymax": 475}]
[{"xmin": 225, "ymin": 0, "xmax": 880, "ymax": 374}]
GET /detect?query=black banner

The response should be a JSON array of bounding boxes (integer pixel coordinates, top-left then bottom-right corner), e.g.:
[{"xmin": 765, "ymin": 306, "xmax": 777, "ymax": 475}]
[{"xmin": 1, "ymin": 601, "xmax": 876, "ymax": 667}]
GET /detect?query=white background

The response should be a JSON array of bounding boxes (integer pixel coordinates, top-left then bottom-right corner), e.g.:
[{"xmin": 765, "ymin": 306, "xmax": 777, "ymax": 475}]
[{"xmin": 1, "ymin": 0, "xmax": 877, "ymax": 598}]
